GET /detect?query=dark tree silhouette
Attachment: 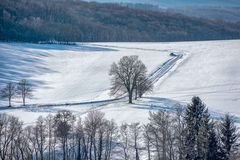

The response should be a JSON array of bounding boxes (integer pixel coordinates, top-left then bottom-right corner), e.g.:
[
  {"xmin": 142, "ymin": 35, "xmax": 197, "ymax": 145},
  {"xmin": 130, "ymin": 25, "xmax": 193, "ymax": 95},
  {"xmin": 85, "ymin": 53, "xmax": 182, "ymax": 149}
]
[
  {"xmin": 54, "ymin": 110, "xmax": 76, "ymax": 160},
  {"xmin": 109, "ymin": 55, "xmax": 147, "ymax": 103},
  {"xmin": 220, "ymin": 114, "xmax": 239, "ymax": 160},
  {"xmin": 17, "ymin": 79, "xmax": 33, "ymax": 106},
  {"xmin": 184, "ymin": 96, "xmax": 210, "ymax": 160},
  {"xmin": 207, "ymin": 122, "xmax": 221, "ymax": 160},
  {"xmin": 136, "ymin": 76, "xmax": 153, "ymax": 99},
  {"xmin": 1, "ymin": 82, "xmax": 16, "ymax": 107}
]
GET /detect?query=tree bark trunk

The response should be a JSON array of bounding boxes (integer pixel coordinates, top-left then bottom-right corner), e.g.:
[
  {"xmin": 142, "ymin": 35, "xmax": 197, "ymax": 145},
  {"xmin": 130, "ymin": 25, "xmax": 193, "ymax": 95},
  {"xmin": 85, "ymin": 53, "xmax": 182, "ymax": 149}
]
[
  {"xmin": 135, "ymin": 86, "xmax": 138, "ymax": 100},
  {"xmin": 8, "ymin": 97, "xmax": 11, "ymax": 107},
  {"xmin": 77, "ymin": 138, "xmax": 81, "ymax": 160},
  {"xmin": 23, "ymin": 96, "xmax": 25, "ymax": 106},
  {"xmin": 128, "ymin": 92, "xmax": 132, "ymax": 104}
]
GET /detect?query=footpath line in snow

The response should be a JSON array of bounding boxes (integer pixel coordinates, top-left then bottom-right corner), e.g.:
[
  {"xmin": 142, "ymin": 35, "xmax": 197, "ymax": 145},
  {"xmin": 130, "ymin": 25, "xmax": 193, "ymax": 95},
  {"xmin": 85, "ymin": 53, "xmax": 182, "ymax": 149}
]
[{"xmin": 147, "ymin": 53, "xmax": 183, "ymax": 85}]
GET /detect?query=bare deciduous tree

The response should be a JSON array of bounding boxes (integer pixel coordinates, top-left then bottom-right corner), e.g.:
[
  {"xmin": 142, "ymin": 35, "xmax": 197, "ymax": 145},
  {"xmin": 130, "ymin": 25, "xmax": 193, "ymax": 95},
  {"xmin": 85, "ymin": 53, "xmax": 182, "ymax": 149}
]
[
  {"xmin": 135, "ymin": 76, "xmax": 153, "ymax": 99},
  {"xmin": 104, "ymin": 120, "xmax": 117, "ymax": 160},
  {"xmin": 75, "ymin": 117, "xmax": 86, "ymax": 160},
  {"xmin": 119, "ymin": 123, "xmax": 130, "ymax": 160},
  {"xmin": 45, "ymin": 114, "xmax": 56, "ymax": 160},
  {"xmin": 35, "ymin": 116, "xmax": 47, "ymax": 160},
  {"xmin": 148, "ymin": 110, "xmax": 173, "ymax": 160},
  {"xmin": 17, "ymin": 127, "xmax": 34, "ymax": 159},
  {"xmin": 84, "ymin": 111, "xmax": 105, "ymax": 160},
  {"xmin": 17, "ymin": 79, "xmax": 33, "ymax": 106},
  {"xmin": 74, "ymin": 111, "xmax": 117, "ymax": 160},
  {"xmin": 54, "ymin": 110, "xmax": 76, "ymax": 160},
  {"xmin": 109, "ymin": 55, "xmax": 147, "ymax": 103},
  {"xmin": 1, "ymin": 82, "xmax": 16, "ymax": 107},
  {"xmin": 129, "ymin": 122, "xmax": 141, "ymax": 160},
  {"xmin": 143, "ymin": 124, "xmax": 152, "ymax": 160},
  {"xmin": 174, "ymin": 105, "xmax": 186, "ymax": 160}
]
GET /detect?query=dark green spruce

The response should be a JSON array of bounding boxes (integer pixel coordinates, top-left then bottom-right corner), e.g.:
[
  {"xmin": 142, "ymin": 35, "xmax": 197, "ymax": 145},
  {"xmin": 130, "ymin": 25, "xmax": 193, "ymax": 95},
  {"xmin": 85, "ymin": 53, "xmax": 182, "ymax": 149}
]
[
  {"xmin": 220, "ymin": 114, "xmax": 239, "ymax": 160},
  {"xmin": 184, "ymin": 96, "xmax": 210, "ymax": 160}
]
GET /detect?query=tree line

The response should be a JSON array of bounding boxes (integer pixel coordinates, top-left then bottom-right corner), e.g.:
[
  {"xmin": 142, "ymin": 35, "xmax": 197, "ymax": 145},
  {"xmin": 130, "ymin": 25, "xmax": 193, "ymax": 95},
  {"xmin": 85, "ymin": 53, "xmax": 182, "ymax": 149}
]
[
  {"xmin": 0, "ymin": 79, "xmax": 33, "ymax": 107},
  {"xmin": 0, "ymin": 97, "xmax": 239, "ymax": 160},
  {"xmin": 1, "ymin": 0, "xmax": 240, "ymax": 42}
]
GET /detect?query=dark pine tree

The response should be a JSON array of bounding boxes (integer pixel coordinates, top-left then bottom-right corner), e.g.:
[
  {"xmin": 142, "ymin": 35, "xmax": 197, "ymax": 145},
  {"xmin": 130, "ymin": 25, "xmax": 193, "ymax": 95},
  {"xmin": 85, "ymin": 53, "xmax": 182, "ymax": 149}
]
[
  {"xmin": 184, "ymin": 96, "xmax": 210, "ymax": 160},
  {"xmin": 207, "ymin": 122, "xmax": 222, "ymax": 160},
  {"xmin": 220, "ymin": 114, "xmax": 239, "ymax": 160}
]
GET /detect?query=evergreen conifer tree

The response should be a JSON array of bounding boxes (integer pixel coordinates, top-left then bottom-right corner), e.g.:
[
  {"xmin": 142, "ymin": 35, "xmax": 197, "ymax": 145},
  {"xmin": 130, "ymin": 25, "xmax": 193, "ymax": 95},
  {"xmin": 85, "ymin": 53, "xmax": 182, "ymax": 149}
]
[
  {"xmin": 207, "ymin": 122, "xmax": 222, "ymax": 160},
  {"xmin": 184, "ymin": 96, "xmax": 210, "ymax": 160},
  {"xmin": 220, "ymin": 114, "xmax": 239, "ymax": 160}
]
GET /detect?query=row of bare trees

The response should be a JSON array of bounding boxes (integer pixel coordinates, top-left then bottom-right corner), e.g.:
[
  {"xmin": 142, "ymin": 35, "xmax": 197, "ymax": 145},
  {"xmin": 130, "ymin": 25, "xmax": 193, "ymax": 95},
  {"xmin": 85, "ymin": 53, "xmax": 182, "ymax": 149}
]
[
  {"xmin": 0, "ymin": 79, "xmax": 32, "ymax": 107},
  {"xmin": 0, "ymin": 97, "xmax": 239, "ymax": 160},
  {"xmin": 0, "ymin": 110, "xmax": 117, "ymax": 160}
]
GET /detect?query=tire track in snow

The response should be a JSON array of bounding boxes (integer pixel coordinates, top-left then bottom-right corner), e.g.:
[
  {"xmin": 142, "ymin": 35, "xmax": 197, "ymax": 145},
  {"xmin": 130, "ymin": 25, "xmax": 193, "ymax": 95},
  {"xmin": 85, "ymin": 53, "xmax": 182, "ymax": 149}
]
[{"xmin": 147, "ymin": 53, "xmax": 183, "ymax": 85}]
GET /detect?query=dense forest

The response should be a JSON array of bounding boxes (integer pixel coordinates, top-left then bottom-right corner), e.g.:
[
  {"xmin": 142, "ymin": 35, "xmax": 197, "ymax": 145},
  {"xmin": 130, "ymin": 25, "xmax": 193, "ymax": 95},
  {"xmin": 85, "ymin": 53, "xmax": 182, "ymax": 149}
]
[{"xmin": 1, "ymin": 0, "xmax": 240, "ymax": 42}]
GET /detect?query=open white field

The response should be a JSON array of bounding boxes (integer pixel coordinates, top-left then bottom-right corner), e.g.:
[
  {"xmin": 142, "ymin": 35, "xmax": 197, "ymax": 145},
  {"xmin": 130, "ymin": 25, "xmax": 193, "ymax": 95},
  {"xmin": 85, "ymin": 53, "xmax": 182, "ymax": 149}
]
[
  {"xmin": 94, "ymin": 41, "xmax": 240, "ymax": 114},
  {"xmin": 0, "ymin": 40, "xmax": 240, "ymax": 124},
  {"xmin": 0, "ymin": 42, "xmax": 172, "ymax": 105}
]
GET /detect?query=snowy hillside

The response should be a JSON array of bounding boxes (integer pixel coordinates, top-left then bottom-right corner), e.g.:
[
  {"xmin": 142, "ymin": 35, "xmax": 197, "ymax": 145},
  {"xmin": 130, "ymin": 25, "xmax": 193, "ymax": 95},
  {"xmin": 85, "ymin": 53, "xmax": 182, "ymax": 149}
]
[
  {"xmin": 0, "ymin": 40, "xmax": 240, "ymax": 124},
  {"xmin": 0, "ymin": 42, "xmax": 172, "ymax": 105}
]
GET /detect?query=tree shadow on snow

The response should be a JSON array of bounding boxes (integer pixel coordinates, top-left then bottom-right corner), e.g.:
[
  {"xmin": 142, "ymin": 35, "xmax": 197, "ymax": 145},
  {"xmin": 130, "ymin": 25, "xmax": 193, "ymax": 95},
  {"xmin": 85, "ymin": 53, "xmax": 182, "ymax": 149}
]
[
  {"xmin": 8, "ymin": 43, "xmax": 118, "ymax": 52},
  {"xmin": 0, "ymin": 45, "xmax": 56, "ymax": 88}
]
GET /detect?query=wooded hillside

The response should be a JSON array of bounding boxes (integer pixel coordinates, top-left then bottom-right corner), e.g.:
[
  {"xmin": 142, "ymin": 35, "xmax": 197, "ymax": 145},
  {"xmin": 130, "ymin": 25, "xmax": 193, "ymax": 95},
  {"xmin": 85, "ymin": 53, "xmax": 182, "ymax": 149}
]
[{"xmin": 1, "ymin": 0, "xmax": 240, "ymax": 42}]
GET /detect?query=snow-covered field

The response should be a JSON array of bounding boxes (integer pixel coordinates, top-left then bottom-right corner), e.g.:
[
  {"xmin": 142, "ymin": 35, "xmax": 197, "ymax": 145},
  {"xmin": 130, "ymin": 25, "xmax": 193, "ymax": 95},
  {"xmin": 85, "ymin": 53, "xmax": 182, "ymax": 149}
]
[
  {"xmin": 0, "ymin": 40, "xmax": 240, "ymax": 124},
  {"xmin": 0, "ymin": 42, "xmax": 172, "ymax": 104}
]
